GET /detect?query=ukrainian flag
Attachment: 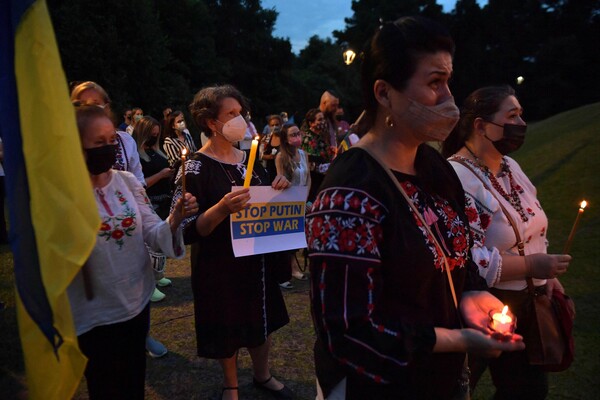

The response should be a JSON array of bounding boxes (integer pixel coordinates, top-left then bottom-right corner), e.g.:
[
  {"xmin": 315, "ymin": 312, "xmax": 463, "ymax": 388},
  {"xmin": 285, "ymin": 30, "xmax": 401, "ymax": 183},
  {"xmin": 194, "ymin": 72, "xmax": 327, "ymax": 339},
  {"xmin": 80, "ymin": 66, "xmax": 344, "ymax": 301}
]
[{"xmin": 0, "ymin": 0, "xmax": 100, "ymax": 398}]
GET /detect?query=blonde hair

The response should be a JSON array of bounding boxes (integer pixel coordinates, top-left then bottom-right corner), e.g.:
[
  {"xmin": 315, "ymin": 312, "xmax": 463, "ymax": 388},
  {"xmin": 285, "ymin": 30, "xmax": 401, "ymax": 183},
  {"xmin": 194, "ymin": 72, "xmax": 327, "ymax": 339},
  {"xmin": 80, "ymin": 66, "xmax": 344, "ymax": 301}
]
[
  {"xmin": 132, "ymin": 116, "xmax": 167, "ymax": 162},
  {"xmin": 70, "ymin": 81, "xmax": 111, "ymax": 103}
]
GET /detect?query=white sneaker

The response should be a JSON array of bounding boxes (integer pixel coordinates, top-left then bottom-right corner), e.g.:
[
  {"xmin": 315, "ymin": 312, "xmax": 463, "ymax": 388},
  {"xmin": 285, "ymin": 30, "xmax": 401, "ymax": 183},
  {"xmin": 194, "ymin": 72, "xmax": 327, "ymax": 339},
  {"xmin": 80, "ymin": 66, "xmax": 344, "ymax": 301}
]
[
  {"xmin": 279, "ymin": 281, "xmax": 293, "ymax": 289},
  {"xmin": 146, "ymin": 336, "xmax": 168, "ymax": 358},
  {"xmin": 151, "ymin": 287, "xmax": 166, "ymax": 302},
  {"xmin": 157, "ymin": 277, "xmax": 172, "ymax": 287}
]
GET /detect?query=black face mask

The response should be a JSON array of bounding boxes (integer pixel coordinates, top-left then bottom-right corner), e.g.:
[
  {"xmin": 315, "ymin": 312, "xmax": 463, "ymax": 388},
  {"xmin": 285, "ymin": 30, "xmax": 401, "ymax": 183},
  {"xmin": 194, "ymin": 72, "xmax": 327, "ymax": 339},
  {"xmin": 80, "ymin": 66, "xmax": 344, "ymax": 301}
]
[
  {"xmin": 85, "ymin": 144, "xmax": 117, "ymax": 175},
  {"xmin": 145, "ymin": 136, "xmax": 158, "ymax": 147},
  {"xmin": 485, "ymin": 122, "xmax": 527, "ymax": 155}
]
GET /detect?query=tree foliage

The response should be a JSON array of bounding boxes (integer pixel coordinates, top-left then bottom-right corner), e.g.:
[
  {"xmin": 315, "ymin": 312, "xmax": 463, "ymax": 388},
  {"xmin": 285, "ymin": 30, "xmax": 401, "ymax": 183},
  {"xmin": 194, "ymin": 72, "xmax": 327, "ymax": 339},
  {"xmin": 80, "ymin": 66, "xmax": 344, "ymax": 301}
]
[{"xmin": 47, "ymin": 0, "xmax": 600, "ymax": 126}]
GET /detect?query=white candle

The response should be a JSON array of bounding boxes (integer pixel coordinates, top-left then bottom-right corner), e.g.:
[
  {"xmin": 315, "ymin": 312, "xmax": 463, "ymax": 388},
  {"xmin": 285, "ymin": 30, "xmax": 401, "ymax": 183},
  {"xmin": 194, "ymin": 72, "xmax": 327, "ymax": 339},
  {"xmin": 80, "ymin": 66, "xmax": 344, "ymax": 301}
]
[
  {"xmin": 563, "ymin": 200, "xmax": 587, "ymax": 254},
  {"xmin": 490, "ymin": 305, "xmax": 514, "ymax": 334}
]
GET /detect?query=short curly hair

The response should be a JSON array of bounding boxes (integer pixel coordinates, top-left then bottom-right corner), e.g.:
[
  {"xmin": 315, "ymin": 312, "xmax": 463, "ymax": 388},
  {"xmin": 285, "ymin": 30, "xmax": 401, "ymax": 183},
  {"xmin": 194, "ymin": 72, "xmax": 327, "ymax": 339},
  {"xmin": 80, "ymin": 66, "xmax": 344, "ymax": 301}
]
[{"xmin": 189, "ymin": 85, "xmax": 248, "ymax": 134}]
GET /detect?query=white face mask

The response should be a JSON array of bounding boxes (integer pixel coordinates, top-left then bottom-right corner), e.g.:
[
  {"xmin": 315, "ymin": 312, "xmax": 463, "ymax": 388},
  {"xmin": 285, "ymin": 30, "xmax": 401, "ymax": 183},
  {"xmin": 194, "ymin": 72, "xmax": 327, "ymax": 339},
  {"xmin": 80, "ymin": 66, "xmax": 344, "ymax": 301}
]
[
  {"xmin": 217, "ymin": 115, "xmax": 247, "ymax": 143},
  {"xmin": 176, "ymin": 121, "xmax": 186, "ymax": 131}
]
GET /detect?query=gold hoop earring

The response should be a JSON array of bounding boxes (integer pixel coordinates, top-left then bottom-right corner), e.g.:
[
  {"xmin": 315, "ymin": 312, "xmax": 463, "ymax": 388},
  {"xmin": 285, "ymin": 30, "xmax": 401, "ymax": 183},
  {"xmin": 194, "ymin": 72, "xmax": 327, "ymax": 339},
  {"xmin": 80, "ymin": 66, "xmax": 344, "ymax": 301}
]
[{"xmin": 385, "ymin": 115, "xmax": 394, "ymax": 128}]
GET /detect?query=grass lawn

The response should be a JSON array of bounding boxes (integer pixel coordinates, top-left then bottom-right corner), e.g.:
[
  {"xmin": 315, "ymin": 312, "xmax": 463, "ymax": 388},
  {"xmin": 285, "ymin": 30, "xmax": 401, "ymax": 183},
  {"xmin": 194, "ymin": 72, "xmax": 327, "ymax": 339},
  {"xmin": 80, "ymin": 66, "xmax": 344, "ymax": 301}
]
[{"xmin": 1, "ymin": 102, "xmax": 599, "ymax": 399}]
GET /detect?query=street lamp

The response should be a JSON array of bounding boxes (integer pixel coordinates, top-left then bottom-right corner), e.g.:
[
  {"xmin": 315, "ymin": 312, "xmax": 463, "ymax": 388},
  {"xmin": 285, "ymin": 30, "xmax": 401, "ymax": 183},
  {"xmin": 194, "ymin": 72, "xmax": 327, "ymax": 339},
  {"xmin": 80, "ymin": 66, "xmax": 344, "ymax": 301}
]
[{"xmin": 343, "ymin": 49, "xmax": 356, "ymax": 65}]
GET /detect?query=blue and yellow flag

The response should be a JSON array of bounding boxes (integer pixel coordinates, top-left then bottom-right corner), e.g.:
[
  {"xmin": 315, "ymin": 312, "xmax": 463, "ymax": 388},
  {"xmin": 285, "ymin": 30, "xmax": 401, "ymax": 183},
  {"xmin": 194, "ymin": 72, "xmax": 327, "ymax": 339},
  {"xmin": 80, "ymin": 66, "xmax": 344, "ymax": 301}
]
[{"xmin": 0, "ymin": 0, "xmax": 100, "ymax": 398}]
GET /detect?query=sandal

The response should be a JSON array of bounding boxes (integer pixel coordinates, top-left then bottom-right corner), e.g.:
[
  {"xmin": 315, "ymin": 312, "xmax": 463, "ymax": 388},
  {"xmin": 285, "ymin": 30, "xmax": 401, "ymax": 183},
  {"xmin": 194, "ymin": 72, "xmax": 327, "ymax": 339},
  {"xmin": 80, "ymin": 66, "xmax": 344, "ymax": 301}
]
[
  {"xmin": 279, "ymin": 281, "xmax": 293, "ymax": 289},
  {"xmin": 253, "ymin": 376, "xmax": 293, "ymax": 399}
]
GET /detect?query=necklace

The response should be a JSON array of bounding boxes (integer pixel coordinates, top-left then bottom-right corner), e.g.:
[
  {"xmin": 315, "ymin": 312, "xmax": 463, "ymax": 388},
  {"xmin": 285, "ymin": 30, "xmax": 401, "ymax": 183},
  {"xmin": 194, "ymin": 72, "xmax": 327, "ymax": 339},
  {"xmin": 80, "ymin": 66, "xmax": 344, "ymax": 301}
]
[
  {"xmin": 461, "ymin": 145, "xmax": 528, "ymax": 222},
  {"xmin": 207, "ymin": 145, "xmax": 239, "ymax": 186}
]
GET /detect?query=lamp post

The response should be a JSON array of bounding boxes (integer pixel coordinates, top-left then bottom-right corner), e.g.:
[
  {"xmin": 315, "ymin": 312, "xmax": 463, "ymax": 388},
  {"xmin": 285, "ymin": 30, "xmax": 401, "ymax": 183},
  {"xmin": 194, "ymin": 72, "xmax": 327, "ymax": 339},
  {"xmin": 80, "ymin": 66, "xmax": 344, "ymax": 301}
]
[{"xmin": 343, "ymin": 49, "xmax": 356, "ymax": 65}]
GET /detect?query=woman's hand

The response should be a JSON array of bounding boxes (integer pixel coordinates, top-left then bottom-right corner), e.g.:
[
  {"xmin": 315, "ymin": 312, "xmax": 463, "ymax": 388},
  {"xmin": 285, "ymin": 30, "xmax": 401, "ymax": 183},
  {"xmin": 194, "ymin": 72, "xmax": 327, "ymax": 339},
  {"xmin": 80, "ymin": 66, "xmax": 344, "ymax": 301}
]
[
  {"xmin": 461, "ymin": 328, "xmax": 524, "ymax": 358},
  {"xmin": 460, "ymin": 290, "xmax": 504, "ymax": 334},
  {"xmin": 525, "ymin": 253, "xmax": 571, "ymax": 279},
  {"xmin": 272, "ymin": 174, "xmax": 291, "ymax": 190},
  {"xmin": 170, "ymin": 192, "xmax": 199, "ymax": 233},
  {"xmin": 161, "ymin": 167, "xmax": 174, "ymax": 179},
  {"xmin": 218, "ymin": 188, "xmax": 251, "ymax": 214},
  {"xmin": 434, "ymin": 327, "xmax": 524, "ymax": 357}
]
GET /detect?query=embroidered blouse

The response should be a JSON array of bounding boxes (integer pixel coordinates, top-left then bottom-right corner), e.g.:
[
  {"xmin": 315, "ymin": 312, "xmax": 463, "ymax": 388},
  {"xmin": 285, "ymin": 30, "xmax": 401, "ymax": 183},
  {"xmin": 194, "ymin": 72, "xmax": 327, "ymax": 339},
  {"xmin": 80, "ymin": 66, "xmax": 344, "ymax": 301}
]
[
  {"xmin": 114, "ymin": 131, "xmax": 146, "ymax": 185},
  {"xmin": 67, "ymin": 170, "xmax": 184, "ymax": 335},
  {"xmin": 163, "ymin": 131, "xmax": 198, "ymax": 167},
  {"xmin": 307, "ymin": 147, "xmax": 486, "ymax": 396},
  {"xmin": 302, "ymin": 128, "xmax": 334, "ymax": 172},
  {"xmin": 449, "ymin": 155, "xmax": 548, "ymax": 290}
]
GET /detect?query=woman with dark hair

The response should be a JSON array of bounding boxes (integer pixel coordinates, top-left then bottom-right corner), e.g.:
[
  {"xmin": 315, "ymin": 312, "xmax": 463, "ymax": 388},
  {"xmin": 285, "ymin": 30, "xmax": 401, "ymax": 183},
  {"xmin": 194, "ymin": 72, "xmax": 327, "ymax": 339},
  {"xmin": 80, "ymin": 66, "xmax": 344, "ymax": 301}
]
[
  {"xmin": 306, "ymin": 17, "xmax": 524, "ymax": 399},
  {"xmin": 301, "ymin": 108, "xmax": 332, "ymax": 202},
  {"xmin": 133, "ymin": 116, "xmax": 175, "ymax": 305},
  {"xmin": 443, "ymin": 86, "xmax": 571, "ymax": 399},
  {"xmin": 173, "ymin": 85, "xmax": 292, "ymax": 400},
  {"xmin": 276, "ymin": 123, "xmax": 311, "ymax": 284},
  {"xmin": 259, "ymin": 114, "xmax": 283, "ymax": 181},
  {"xmin": 162, "ymin": 110, "xmax": 197, "ymax": 167}
]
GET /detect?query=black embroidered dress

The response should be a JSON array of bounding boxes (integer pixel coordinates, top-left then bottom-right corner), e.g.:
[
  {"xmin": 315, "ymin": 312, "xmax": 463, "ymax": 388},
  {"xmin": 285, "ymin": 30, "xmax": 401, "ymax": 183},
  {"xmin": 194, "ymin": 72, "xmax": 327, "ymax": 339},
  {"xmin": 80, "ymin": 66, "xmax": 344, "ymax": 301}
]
[
  {"xmin": 175, "ymin": 152, "xmax": 289, "ymax": 358},
  {"xmin": 306, "ymin": 146, "xmax": 486, "ymax": 399}
]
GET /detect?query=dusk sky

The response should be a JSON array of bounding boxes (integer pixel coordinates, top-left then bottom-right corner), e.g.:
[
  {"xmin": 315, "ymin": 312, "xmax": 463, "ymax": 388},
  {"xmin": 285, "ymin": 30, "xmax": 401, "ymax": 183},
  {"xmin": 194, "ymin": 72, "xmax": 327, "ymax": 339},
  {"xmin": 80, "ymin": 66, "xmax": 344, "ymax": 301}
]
[{"xmin": 261, "ymin": 0, "xmax": 488, "ymax": 53}]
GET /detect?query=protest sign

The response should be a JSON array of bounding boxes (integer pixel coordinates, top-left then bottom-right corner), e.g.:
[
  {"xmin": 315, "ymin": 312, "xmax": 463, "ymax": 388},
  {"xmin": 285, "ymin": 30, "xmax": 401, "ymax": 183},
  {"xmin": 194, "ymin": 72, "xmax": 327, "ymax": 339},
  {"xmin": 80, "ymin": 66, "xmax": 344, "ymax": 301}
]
[{"xmin": 230, "ymin": 186, "xmax": 308, "ymax": 257}]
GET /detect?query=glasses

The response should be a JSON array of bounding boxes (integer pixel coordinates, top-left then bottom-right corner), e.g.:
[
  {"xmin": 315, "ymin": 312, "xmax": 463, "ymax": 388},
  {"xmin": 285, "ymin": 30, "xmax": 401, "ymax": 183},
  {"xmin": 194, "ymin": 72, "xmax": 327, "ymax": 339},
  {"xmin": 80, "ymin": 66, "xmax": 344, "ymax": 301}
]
[
  {"xmin": 72, "ymin": 100, "xmax": 110, "ymax": 109},
  {"xmin": 288, "ymin": 132, "xmax": 301, "ymax": 138}
]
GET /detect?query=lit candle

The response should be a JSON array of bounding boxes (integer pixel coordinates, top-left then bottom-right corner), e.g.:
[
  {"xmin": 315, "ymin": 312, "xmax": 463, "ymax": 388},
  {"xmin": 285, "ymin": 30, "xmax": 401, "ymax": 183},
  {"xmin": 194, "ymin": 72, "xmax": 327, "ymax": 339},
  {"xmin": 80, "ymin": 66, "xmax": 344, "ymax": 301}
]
[
  {"xmin": 563, "ymin": 200, "xmax": 587, "ymax": 254},
  {"xmin": 180, "ymin": 148, "xmax": 187, "ymax": 194},
  {"xmin": 490, "ymin": 305, "xmax": 515, "ymax": 334},
  {"xmin": 244, "ymin": 136, "xmax": 259, "ymax": 188}
]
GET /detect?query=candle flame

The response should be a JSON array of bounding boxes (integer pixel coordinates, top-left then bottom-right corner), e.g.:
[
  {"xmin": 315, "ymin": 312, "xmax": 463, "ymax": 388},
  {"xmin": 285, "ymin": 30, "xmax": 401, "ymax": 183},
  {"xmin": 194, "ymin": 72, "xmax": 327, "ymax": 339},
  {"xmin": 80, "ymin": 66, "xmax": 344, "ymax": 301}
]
[
  {"xmin": 501, "ymin": 305, "xmax": 508, "ymax": 316},
  {"xmin": 580, "ymin": 200, "xmax": 587, "ymax": 209},
  {"xmin": 182, "ymin": 148, "xmax": 187, "ymax": 156}
]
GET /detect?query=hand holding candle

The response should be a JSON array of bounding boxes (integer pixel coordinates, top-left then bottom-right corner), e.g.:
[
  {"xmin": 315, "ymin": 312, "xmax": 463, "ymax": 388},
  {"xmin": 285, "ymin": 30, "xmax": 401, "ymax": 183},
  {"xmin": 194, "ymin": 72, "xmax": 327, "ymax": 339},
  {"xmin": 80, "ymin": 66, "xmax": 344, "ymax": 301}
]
[
  {"xmin": 563, "ymin": 200, "xmax": 587, "ymax": 254},
  {"xmin": 489, "ymin": 305, "xmax": 516, "ymax": 334},
  {"xmin": 244, "ymin": 136, "xmax": 259, "ymax": 188}
]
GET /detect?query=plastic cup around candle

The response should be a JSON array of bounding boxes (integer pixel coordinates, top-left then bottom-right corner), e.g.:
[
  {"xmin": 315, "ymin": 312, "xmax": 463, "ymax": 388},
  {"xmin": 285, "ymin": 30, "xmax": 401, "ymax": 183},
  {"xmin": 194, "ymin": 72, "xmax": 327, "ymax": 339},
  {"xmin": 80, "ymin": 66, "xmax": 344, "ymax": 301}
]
[{"xmin": 488, "ymin": 308, "xmax": 516, "ymax": 335}]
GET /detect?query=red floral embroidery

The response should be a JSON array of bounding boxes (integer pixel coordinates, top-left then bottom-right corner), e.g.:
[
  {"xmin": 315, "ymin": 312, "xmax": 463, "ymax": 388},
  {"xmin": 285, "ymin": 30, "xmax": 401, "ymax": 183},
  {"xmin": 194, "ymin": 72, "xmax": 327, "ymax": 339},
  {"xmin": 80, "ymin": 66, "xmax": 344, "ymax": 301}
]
[
  {"xmin": 479, "ymin": 213, "xmax": 491, "ymax": 230},
  {"xmin": 465, "ymin": 206, "xmax": 478, "ymax": 223},
  {"xmin": 307, "ymin": 189, "xmax": 385, "ymax": 259},
  {"xmin": 97, "ymin": 189, "xmax": 137, "ymax": 249},
  {"xmin": 121, "ymin": 217, "xmax": 134, "ymax": 228},
  {"xmin": 339, "ymin": 229, "xmax": 357, "ymax": 252},
  {"xmin": 348, "ymin": 195, "xmax": 361, "ymax": 210}
]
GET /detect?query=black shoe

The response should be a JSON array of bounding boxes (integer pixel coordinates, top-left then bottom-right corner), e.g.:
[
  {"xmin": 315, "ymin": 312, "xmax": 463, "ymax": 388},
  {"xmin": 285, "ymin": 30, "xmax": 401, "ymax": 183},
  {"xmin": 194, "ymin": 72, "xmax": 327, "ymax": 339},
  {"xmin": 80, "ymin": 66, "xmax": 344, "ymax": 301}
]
[{"xmin": 253, "ymin": 376, "xmax": 293, "ymax": 399}]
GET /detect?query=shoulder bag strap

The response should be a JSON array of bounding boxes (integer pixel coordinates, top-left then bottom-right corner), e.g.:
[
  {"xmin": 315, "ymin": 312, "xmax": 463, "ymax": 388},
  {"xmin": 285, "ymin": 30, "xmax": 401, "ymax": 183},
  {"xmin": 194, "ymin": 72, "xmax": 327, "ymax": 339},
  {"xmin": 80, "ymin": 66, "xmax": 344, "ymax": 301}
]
[
  {"xmin": 357, "ymin": 145, "xmax": 461, "ymax": 310},
  {"xmin": 451, "ymin": 158, "xmax": 536, "ymax": 293}
]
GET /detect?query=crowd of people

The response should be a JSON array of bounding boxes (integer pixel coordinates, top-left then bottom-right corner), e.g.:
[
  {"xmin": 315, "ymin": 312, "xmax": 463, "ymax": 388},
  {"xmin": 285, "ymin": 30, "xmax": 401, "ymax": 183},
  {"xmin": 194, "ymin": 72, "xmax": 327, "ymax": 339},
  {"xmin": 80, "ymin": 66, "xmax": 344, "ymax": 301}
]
[{"xmin": 0, "ymin": 14, "xmax": 574, "ymax": 400}]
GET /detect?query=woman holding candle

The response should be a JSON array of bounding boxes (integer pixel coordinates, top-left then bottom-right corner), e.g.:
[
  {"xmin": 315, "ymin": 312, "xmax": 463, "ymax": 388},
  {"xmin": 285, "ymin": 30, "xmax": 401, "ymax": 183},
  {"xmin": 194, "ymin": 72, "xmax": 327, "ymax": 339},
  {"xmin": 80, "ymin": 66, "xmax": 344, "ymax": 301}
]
[
  {"xmin": 69, "ymin": 105, "xmax": 197, "ymax": 398},
  {"xmin": 307, "ymin": 17, "xmax": 525, "ymax": 400},
  {"xmin": 443, "ymin": 85, "xmax": 572, "ymax": 399},
  {"xmin": 175, "ymin": 85, "xmax": 292, "ymax": 400}
]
